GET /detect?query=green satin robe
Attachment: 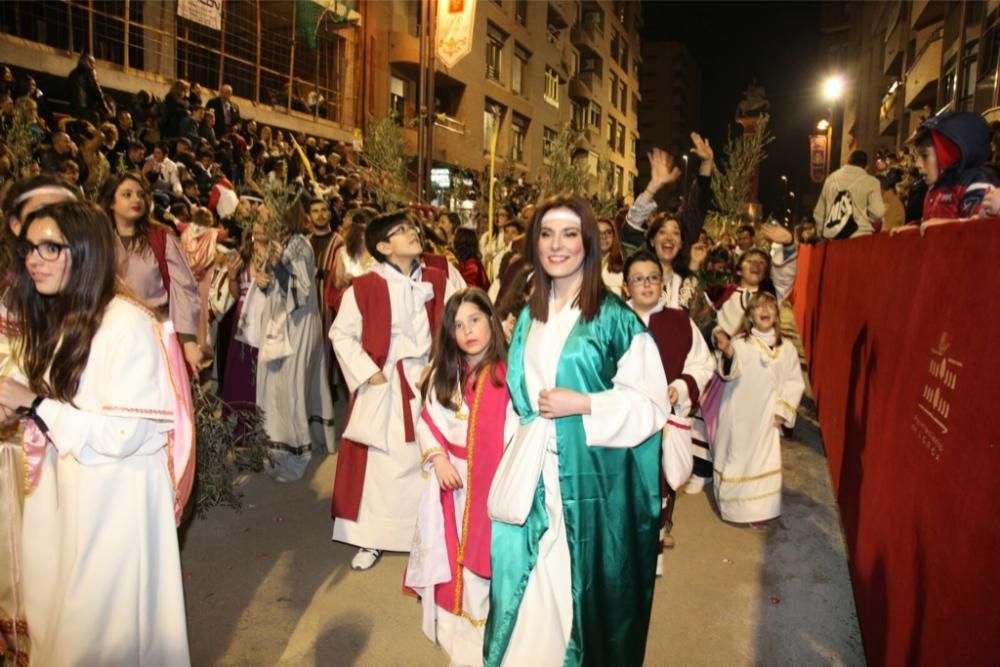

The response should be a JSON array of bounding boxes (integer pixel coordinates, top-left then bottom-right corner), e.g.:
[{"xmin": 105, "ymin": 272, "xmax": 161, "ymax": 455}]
[{"xmin": 485, "ymin": 295, "xmax": 661, "ymax": 667}]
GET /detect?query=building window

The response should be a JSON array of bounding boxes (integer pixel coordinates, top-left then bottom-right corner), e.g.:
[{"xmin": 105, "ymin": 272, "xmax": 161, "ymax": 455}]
[
  {"xmin": 588, "ymin": 101, "xmax": 602, "ymax": 128},
  {"xmin": 390, "ymin": 76, "xmax": 406, "ymax": 122},
  {"xmin": 581, "ymin": 54, "xmax": 602, "ymax": 79},
  {"xmin": 631, "ymin": 133, "xmax": 638, "ymax": 158},
  {"xmin": 632, "ymin": 93, "xmax": 640, "ymax": 116},
  {"xmin": 617, "ymin": 122, "xmax": 626, "ymax": 154},
  {"xmin": 615, "ymin": 165, "xmax": 624, "ymax": 195},
  {"xmin": 619, "ymin": 81, "xmax": 628, "ymax": 113},
  {"xmin": 582, "ymin": 5, "xmax": 604, "ymax": 36},
  {"xmin": 571, "ymin": 101, "xmax": 587, "ymax": 131},
  {"xmin": 620, "ymin": 43, "xmax": 628, "ymax": 72},
  {"xmin": 543, "ymin": 126, "xmax": 558, "ymax": 162},
  {"xmin": 544, "ymin": 66, "xmax": 560, "ymax": 107},
  {"xmin": 512, "ymin": 114, "xmax": 528, "ymax": 161},
  {"xmin": 609, "ymin": 72, "xmax": 618, "ymax": 107},
  {"xmin": 513, "ymin": 46, "xmax": 528, "ymax": 95},
  {"xmin": 607, "ymin": 118, "xmax": 616, "ymax": 147},
  {"xmin": 486, "ymin": 25, "xmax": 506, "ymax": 81},
  {"xmin": 610, "ymin": 29, "xmax": 620, "ymax": 64},
  {"xmin": 515, "ymin": 0, "xmax": 528, "ymax": 25}
]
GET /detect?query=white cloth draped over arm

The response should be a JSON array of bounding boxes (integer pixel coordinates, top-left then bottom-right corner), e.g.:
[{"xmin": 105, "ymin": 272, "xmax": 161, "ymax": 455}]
[
  {"xmin": 774, "ymin": 345, "xmax": 806, "ymax": 428},
  {"xmin": 329, "ymin": 286, "xmax": 380, "ymax": 393},
  {"xmin": 34, "ymin": 303, "xmax": 174, "ymax": 465},
  {"xmin": 416, "ymin": 385, "xmax": 457, "ymax": 467},
  {"xmin": 581, "ymin": 332, "xmax": 670, "ymax": 447},
  {"xmin": 671, "ymin": 318, "xmax": 716, "ymax": 416},
  {"xmin": 165, "ymin": 233, "xmax": 201, "ymax": 336},
  {"xmin": 280, "ymin": 236, "xmax": 316, "ymax": 313}
]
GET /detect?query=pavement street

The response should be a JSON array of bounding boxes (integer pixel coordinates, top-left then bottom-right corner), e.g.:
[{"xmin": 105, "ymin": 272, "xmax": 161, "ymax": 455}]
[{"xmin": 180, "ymin": 308, "xmax": 866, "ymax": 666}]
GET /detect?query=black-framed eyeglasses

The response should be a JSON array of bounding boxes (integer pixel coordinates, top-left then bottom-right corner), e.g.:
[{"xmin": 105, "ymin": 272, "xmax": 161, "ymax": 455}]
[
  {"xmin": 386, "ymin": 222, "xmax": 417, "ymax": 239},
  {"xmin": 627, "ymin": 274, "xmax": 663, "ymax": 286},
  {"xmin": 17, "ymin": 240, "xmax": 70, "ymax": 262}
]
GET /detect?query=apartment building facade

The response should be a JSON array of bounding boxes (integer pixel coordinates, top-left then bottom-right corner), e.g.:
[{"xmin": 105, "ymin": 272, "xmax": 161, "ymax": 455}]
[
  {"xmin": 367, "ymin": 0, "xmax": 643, "ymax": 200},
  {"xmin": 831, "ymin": 0, "xmax": 1000, "ymax": 161}
]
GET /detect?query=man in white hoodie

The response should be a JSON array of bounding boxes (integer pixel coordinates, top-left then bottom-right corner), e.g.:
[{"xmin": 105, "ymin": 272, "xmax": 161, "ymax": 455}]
[{"xmin": 813, "ymin": 150, "xmax": 886, "ymax": 239}]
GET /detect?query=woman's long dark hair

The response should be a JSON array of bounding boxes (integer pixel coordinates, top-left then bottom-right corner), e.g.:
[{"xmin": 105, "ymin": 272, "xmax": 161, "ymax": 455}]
[
  {"xmin": 424, "ymin": 288, "xmax": 506, "ymax": 411},
  {"xmin": 8, "ymin": 201, "xmax": 118, "ymax": 403},
  {"xmin": 99, "ymin": 171, "xmax": 153, "ymax": 253},
  {"xmin": 451, "ymin": 227, "xmax": 481, "ymax": 263},
  {"xmin": 526, "ymin": 194, "xmax": 606, "ymax": 323}
]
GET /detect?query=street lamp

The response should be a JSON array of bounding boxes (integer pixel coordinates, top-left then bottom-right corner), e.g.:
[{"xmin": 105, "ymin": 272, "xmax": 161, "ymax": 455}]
[
  {"xmin": 821, "ymin": 74, "xmax": 845, "ymax": 172},
  {"xmin": 816, "ymin": 119, "xmax": 830, "ymax": 131},
  {"xmin": 681, "ymin": 153, "xmax": 689, "ymax": 190},
  {"xmin": 822, "ymin": 75, "xmax": 845, "ymax": 102}
]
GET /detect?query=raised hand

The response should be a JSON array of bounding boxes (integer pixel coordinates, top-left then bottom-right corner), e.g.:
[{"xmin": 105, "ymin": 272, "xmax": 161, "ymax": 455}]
[
  {"xmin": 647, "ymin": 148, "xmax": 682, "ymax": 192},
  {"xmin": 691, "ymin": 132, "xmax": 714, "ymax": 176}
]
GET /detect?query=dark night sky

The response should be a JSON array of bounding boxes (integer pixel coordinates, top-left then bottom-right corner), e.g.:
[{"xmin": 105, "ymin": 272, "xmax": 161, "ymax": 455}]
[{"xmin": 642, "ymin": 1, "xmax": 828, "ymax": 220}]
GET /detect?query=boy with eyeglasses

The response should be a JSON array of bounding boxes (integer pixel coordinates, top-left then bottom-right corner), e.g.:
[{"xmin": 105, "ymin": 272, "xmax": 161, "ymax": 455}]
[{"xmin": 329, "ymin": 210, "xmax": 454, "ymax": 570}]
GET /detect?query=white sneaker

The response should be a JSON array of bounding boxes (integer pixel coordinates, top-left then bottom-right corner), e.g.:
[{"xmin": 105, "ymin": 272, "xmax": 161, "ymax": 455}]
[
  {"xmin": 656, "ymin": 553, "xmax": 664, "ymax": 577},
  {"xmin": 351, "ymin": 547, "xmax": 382, "ymax": 570},
  {"xmin": 684, "ymin": 476, "xmax": 706, "ymax": 494}
]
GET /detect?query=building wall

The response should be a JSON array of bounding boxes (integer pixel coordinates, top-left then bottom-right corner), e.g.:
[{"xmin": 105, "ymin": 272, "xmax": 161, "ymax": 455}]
[
  {"xmin": 833, "ymin": 1, "xmax": 1000, "ymax": 164},
  {"xmin": 0, "ymin": 0, "xmax": 362, "ymax": 142},
  {"xmin": 369, "ymin": 0, "xmax": 642, "ymax": 199}
]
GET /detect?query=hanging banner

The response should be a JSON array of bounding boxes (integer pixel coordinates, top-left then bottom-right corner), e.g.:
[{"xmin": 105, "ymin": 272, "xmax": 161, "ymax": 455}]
[
  {"xmin": 437, "ymin": 0, "xmax": 476, "ymax": 68},
  {"xmin": 810, "ymin": 133, "xmax": 829, "ymax": 184},
  {"xmin": 177, "ymin": 0, "xmax": 223, "ymax": 30}
]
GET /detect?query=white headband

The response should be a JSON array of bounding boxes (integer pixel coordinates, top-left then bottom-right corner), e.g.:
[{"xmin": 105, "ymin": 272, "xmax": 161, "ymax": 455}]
[
  {"xmin": 539, "ymin": 208, "xmax": 582, "ymax": 226},
  {"xmin": 13, "ymin": 185, "xmax": 78, "ymax": 207}
]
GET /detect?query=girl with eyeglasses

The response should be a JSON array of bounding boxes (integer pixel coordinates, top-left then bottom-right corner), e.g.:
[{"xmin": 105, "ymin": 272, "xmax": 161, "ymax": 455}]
[{"xmin": 0, "ymin": 201, "xmax": 193, "ymax": 666}]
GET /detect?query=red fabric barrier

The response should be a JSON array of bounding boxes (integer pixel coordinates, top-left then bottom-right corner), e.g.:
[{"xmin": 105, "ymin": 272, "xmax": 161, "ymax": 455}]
[{"xmin": 791, "ymin": 222, "xmax": 1000, "ymax": 666}]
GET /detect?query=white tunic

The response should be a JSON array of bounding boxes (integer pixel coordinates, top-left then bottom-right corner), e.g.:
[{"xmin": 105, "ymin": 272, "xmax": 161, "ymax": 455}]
[
  {"xmin": 24, "ymin": 297, "xmax": 190, "ymax": 666},
  {"xmin": 713, "ymin": 334, "xmax": 805, "ymax": 523},
  {"xmin": 330, "ymin": 263, "xmax": 455, "ymax": 551},
  {"xmin": 406, "ymin": 384, "xmax": 517, "ymax": 667},
  {"xmin": 500, "ymin": 298, "xmax": 668, "ymax": 666}
]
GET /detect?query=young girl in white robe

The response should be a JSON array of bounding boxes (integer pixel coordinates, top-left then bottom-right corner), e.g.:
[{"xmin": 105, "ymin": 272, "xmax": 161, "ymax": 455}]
[
  {"xmin": 405, "ymin": 288, "xmax": 516, "ymax": 667},
  {"xmin": 712, "ymin": 291, "xmax": 805, "ymax": 526}
]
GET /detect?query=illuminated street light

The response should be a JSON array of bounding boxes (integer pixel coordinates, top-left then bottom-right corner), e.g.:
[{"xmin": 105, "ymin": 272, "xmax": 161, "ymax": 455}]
[
  {"xmin": 822, "ymin": 75, "xmax": 845, "ymax": 101},
  {"xmin": 817, "ymin": 119, "xmax": 830, "ymax": 131}
]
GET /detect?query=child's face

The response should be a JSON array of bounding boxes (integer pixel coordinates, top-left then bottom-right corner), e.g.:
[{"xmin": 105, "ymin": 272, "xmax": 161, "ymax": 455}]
[
  {"xmin": 454, "ymin": 302, "xmax": 491, "ymax": 363},
  {"xmin": 739, "ymin": 254, "xmax": 766, "ymax": 287},
  {"xmin": 625, "ymin": 260, "xmax": 663, "ymax": 311},
  {"xmin": 379, "ymin": 221, "xmax": 422, "ymax": 261},
  {"xmin": 750, "ymin": 301, "xmax": 778, "ymax": 332},
  {"xmin": 916, "ymin": 145, "xmax": 939, "ymax": 185}
]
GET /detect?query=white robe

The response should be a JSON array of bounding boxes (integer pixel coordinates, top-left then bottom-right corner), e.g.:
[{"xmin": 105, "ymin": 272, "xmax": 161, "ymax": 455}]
[
  {"xmin": 256, "ymin": 234, "xmax": 336, "ymax": 482},
  {"xmin": 500, "ymin": 298, "xmax": 669, "ymax": 666},
  {"xmin": 406, "ymin": 385, "xmax": 517, "ymax": 667},
  {"xmin": 713, "ymin": 335, "xmax": 805, "ymax": 523},
  {"xmin": 631, "ymin": 297, "xmax": 715, "ymax": 418},
  {"xmin": 23, "ymin": 297, "xmax": 190, "ymax": 667},
  {"xmin": 330, "ymin": 263, "xmax": 455, "ymax": 551}
]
